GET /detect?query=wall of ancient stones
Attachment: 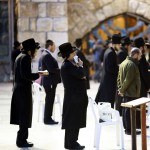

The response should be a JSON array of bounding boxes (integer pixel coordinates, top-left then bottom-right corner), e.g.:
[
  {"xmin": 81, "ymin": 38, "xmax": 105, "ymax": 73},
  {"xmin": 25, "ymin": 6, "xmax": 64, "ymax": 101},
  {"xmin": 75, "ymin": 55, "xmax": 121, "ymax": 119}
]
[
  {"xmin": 17, "ymin": 0, "xmax": 68, "ymax": 47},
  {"xmin": 17, "ymin": 0, "xmax": 150, "ymax": 45},
  {"xmin": 68, "ymin": 0, "xmax": 150, "ymax": 43}
]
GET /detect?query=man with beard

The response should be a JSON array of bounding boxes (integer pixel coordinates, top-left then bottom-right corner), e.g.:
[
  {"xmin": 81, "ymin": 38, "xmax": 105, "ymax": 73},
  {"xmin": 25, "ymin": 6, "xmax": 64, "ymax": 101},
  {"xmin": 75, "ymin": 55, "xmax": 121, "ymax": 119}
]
[
  {"xmin": 95, "ymin": 34, "xmax": 121, "ymax": 108},
  {"xmin": 10, "ymin": 38, "xmax": 41, "ymax": 148}
]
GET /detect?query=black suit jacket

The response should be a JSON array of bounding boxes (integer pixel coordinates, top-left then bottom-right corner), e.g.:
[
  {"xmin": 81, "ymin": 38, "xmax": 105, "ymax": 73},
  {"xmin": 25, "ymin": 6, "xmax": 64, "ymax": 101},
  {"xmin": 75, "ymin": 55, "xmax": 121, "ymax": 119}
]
[{"xmin": 40, "ymin": 50, "xmax": 61, "ymax": 86}]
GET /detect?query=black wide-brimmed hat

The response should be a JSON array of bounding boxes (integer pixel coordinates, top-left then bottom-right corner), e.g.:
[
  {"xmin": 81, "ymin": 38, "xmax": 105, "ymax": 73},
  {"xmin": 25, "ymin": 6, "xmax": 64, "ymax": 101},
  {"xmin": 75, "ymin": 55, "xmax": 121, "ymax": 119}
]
[
  {"xmin": 121, "ymin": 36, "xmax": 131, "ymax": 45},
  {"xmin": 74, "ymin": 38, "xmax": 82, "ymax": 47},
  {"xmin": 58, "ymin": 42, "xmax": 78, "ymax": 58},
  {"xmin": 111, "ymin": 34, "xmax": 121, "ymax": 44},
  {"xmin": 22, "ymin": 38, "xmax": 40, "ymax": 51},
  {"xmin": 14, "ymin": 41, "xmax": 21, "ymax": 48},
  {"xmin": 134, "ymin": 37, "xmax": 145, "ymax": 48}
]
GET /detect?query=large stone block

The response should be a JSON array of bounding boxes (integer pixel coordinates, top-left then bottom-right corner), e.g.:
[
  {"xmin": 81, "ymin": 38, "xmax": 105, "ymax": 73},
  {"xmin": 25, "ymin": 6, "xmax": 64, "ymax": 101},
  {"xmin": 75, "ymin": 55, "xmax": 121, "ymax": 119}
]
[
  {"xmin": 128, "ymin": 0, "xmax": 139, "ymax": 13},
  {"xmin": 53, "ymin": 18, "xmax": 68, "ymax": 32},
  {"xmin": 19, "ymin": 2, "xmax": 38, "ymax": 17},
  {"xmin": 136, "ymin": 2, "xmax": 148, "ymax": 16},
  {"xmin": 96, "ymin": 9, "xmax": 106, "ymax": 22},
  {"xmin": 32, "ymin": 0, "xmax": 58, "ymax": 2},
  {"xmin": 143, "ymin": 5, "xmax": 150, "ymax": 19},
  {"xmin": 18, "ymin": 18, "xmax": 29, "ymax": 31},
  {"xmin": 47, "ymin": 32, "xmax": 68, "ymax": 46},
  {"xmin": 18, "ymin": 32, "xmax": 46, "ymax": 44},
  {"xmin": 38, "ymin": 3, "xmax": 47, "ymax": 17},
  {"xmin": 37, "ymin": 18, "xmax": 53, "ymax": 31},
  {"xmin": 47, "ymin": 3, "xmax": 67, "ymax": 17},
  {"xmin": 30, "ymin": 18, "xmax": 37, "ymax": 31},
  {"xmin": 100, "ymin": 0, "xmax": 113, "ymax": 6}
]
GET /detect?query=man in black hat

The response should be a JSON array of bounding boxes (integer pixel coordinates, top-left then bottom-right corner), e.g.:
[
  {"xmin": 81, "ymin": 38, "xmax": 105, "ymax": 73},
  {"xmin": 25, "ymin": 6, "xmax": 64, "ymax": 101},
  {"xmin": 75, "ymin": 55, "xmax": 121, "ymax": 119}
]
[
  {"xmin": 58, "ymin": 42, "xmax": 88, "ymax": 150},
  {"xmin": 134, "ymin": 37, "xmax": 150, "ymax": 129},
  {"xmin": 95, "ymin": 34, "xmax": 121, "ymax": 108},
  {"xmin": 134, "ymin": 37, "xmax": 150, "ymax": 97},
  {"xmin": 10, "ymin": 38, "xmax": 41, "ymax": 148},
  {"xmin": 11, "ymin": 41, "xmax": 21, "ymax": 82},
  {"xmin": 39, "ymin": 39, "xmax": 61, "ymax": 125},
  {"xmin": 74, "ymin": 38, "xmax": 90, "ymax": 89},
  {"xmin": 115, "ymin": 36, "xmax": 131, "ymax": 115}
]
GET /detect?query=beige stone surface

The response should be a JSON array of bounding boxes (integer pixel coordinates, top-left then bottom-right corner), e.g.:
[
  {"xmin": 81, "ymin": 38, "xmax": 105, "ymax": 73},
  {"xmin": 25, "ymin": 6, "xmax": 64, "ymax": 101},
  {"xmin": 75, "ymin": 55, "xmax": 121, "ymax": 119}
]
[
  {"xmin": 100, "ymin": 0, "xmax": 113, "ymax": 6},
  {"xmin": 143, "ymin": 5, "xmax": 150, "ymax": 19},
  {"xmin": 128, "ymin": 0, "xmax": 139, "ymax": 13},
  {"xmin": 37, "ymin": 18, "xmax": 53, "ymax": 31},
  {"xmin": 53, "ymin": 18, "xmax": 68, "ymax": 32},
  {"xmin": 32, "ymin": 0, "xmax": 58, "ymax": 2},
  {"xmin": 18, "ymin": 18, "xmax": 29, "ymax": 31},
  {"xmin": 38, "ymin": 3, "xmax": 47, "ymax": 17},
  {"xmin": 19, "ymin": 2, "xmax": 38, "ymax": 17},
  {"xmin": 136, "ymin": 2, "xmax": 148, "ymax": 15},
  {"xmin": 30, "ymin": 18, "xmax": 37, "ymax": 31},
  {"xmin": 18, "ymin": 32, "xmax": 46, "ymax": 44},
  {"xmin": 95, "ymin": 9, "xmax": 106, "ymax": 21},
  {"xmin": 47, "ymin": 32, "xmax": 68, "ymax": 46},
  {"xmin": 47, "ymin": 3, "xmax": 67, "ymax": 17}
]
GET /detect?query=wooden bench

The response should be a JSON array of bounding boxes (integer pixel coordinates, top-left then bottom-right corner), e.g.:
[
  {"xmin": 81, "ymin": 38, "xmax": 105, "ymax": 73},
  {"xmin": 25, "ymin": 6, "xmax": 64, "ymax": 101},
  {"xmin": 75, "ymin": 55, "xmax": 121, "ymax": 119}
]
[{"xmin": 121, "ymin": 97, "xmax": 150, "ymax": 150}]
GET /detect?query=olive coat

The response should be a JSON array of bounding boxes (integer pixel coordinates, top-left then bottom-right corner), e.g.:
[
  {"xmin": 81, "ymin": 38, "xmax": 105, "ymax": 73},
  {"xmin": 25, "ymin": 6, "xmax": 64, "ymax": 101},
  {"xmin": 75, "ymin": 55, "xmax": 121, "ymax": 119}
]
[
  {"xmin": 61, "ymin": 60, "xmax": 88, "ymax": 129},
  {"xmin": 10, "ymin": 52, "xmax": 39, "ymax": 128}
]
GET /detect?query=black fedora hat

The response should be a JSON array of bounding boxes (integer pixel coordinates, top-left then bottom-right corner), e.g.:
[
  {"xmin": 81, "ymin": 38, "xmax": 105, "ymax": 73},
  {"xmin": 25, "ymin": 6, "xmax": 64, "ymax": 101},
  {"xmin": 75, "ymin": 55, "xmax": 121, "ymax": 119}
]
[
  {"xmin": 111, "ymin": 34, "xmax": 121, "ymax": 44},
  {"xmin": 74, "ymin": 38, "xmax": 82, "ymax": 47},
  {"xmin": 58, "ymin": 42, "xmax": 78, "ymax": 58},
  {"xmin": 22, "ymin": 38, "xmax": 40, "ymax": 51},
  {"xmin": 121, "ymin": 36, "xmax": 131, "ymax": 45},
  {"xmin": 14, "ymin": 41, "xmax": 21, "ymax": 48},
  {"xmin": 134, "ymin": 37, "xmax": 145, "ymax": 48}
]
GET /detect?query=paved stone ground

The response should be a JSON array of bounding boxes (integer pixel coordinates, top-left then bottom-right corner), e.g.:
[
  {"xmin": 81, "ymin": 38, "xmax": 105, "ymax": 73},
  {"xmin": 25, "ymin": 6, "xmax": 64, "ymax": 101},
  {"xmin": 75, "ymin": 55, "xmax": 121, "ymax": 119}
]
[{"xmin": 0, "ymin": 81, "xmax": 150, "ymax": 150}]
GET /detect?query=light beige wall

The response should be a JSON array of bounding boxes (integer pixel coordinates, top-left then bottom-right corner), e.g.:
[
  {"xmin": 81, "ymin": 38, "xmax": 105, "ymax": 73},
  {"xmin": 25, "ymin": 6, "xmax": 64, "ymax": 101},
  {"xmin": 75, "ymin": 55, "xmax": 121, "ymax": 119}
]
[
  {"xmin": 68, "ymin": 0, "xmax": 150, "ymax": 42},
  {"xmin": 17, "ymin": 0, "xmax": 68, "ymax": 47}
]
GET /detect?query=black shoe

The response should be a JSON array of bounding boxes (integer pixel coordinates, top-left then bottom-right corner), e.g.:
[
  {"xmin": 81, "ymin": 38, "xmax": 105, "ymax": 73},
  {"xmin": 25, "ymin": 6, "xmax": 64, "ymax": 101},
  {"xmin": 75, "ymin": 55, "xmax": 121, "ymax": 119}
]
[
  {"xmin": 65, "ymin": 143, "xmax": 85, "ymax": 150},
  {"xmin": 136, "ymin": 125, "xmax": 149, "ymax": 129},
  {"xmin": 125, "ymin": 130, "xmax": 141, "ymax": 135},
  {"xmin": 17, "ymin": 141, "xmax": 34, "ymax": 148},
  {"xmin": 44, "ymin": 119, "xmax": 58, "ymax": 125}
]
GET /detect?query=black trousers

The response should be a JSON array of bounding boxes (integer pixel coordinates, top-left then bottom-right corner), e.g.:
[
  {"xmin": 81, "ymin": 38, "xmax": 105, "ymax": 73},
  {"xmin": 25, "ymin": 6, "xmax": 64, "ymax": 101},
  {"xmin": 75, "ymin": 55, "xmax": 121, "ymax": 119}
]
[
  {"xmin": 43, "ymin": 84, "xmax": 57, "ymax": 122},
  {"xmin": 115, "ymin": 94, "xmax": 123, "ymax": 116},
  {"xmin": 16, "ymin": 125, "xmax": 28, "ymax": 145},
  {"xmin": 65, "ymin": 128, "xmax": 79, "ymax": 148},
  {"xmin": 122, "ymin": 97, "xmax": 141, "ymax": 132}
]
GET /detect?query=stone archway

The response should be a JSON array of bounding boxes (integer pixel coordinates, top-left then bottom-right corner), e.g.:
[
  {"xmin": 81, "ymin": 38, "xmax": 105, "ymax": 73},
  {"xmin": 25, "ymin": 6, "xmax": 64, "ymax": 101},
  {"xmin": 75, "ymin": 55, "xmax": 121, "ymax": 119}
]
[{"xmin": 68, "ymin": 0, "xmax": 150, "ymax": 43}]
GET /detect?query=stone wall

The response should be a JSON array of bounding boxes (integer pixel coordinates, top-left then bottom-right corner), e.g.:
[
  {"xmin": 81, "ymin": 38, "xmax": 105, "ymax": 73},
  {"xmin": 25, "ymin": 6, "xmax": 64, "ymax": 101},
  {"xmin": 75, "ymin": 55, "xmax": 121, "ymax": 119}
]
[
  {"xmin": 17, "ymin": 0, "xmax": 68, "ymax": 47},
  {"xmin": 68, "ymin": 0, "xmax": 150, "ymax": 43}
]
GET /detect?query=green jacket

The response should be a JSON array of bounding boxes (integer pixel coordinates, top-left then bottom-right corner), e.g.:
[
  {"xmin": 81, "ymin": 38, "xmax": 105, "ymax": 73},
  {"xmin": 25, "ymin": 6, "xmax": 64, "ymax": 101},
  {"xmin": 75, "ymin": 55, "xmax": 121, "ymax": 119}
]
[{"xmin": 117, "ymin": 56, "xmax": 141, "ymax": 98}]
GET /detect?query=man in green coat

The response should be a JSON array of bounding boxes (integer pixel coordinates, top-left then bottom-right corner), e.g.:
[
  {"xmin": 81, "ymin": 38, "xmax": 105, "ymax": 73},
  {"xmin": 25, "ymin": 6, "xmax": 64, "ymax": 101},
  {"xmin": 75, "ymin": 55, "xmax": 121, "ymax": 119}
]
[{"xmin": 117, "ymin": 47, "xmax": 141, "ymax": 135}]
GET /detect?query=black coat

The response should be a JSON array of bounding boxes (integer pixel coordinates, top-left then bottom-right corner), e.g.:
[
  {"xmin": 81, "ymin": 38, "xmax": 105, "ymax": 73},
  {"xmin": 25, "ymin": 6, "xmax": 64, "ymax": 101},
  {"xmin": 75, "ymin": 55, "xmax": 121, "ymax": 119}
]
[
  {"xmin": 95, "ymin": 47, "xmax": 118, "ymax": 106},
  {"xmin": 117, "ymin": 47, "xmax": 128, "ymax": 64},
  {"xmin": 10, "ymin": 52, "xmax": 39, "ymax": 128},
  {"xmin": 77, "ymin": 50, "xmax": 90, "ymax": 89},
  {"xmin": 61, "ymin": 60, "xmax": 88, "ymax": 129},
  {"xmin": 139, "ymin": 54, "xmax": 150, "ymax": 97},
  {"xmin": 40, "ymin": 50, "xmax": 61, "ymax": 86}
]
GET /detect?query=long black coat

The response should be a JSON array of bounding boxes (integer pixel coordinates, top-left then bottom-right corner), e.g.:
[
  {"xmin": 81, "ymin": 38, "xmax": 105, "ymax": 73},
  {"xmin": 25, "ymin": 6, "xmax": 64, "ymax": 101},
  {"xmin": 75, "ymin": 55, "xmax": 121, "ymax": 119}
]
[
  {"xmin": 139, "ymin": 54, "xmax": 150, "ymax": 97},
  {"xmin": 95, "ymin": 47, "xmax": 118, "ymax": 107},
  {"xmin": 61, "ymin": 60, "xmax": 88, "ymax": 129},
  {"xmin": 10, "ymin": 52, "xmax": 39, "ymax": 128},
  {"xmin": 77, "ymin": 50, "xmax": 90, "ymax": 89}
]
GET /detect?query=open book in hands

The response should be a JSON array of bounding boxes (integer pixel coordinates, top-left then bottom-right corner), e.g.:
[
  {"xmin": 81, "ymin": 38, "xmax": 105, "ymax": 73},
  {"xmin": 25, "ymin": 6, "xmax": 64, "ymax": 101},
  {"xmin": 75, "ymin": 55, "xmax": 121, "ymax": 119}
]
[{"xmin": 38, "ymin": 70, "xmax": 49, "ymax": 76}]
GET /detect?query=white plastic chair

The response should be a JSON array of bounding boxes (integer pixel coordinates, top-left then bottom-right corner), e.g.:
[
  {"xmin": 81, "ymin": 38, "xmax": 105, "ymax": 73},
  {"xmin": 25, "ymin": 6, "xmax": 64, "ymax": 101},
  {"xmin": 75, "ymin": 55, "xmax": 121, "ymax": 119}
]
[
  {"xmin": 32, "ymin": 82, "xmax": 62, "ymax": 122},
  {"xmin": 88, "ymin": 97, "xmax": 124, "ymax": 150}
]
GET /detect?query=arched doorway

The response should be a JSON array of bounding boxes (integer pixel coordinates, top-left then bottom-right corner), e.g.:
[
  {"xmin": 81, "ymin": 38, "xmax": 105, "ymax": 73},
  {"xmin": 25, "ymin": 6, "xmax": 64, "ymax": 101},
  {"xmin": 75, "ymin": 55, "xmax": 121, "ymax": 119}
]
[{"xmin": 81, "ymin": 13, "xmax": 150, "ymax": 78}]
